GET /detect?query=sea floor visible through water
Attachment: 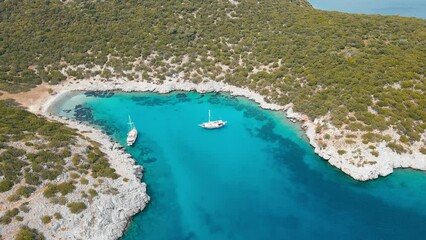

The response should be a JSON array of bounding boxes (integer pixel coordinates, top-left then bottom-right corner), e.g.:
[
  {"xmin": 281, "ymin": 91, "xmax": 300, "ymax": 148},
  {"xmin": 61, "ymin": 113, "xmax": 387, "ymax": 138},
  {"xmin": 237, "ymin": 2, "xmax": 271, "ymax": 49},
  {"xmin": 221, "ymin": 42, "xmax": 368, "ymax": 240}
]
[{"xmin": 52, "ymin": 91, "xmax": 426, "ymax": 240}]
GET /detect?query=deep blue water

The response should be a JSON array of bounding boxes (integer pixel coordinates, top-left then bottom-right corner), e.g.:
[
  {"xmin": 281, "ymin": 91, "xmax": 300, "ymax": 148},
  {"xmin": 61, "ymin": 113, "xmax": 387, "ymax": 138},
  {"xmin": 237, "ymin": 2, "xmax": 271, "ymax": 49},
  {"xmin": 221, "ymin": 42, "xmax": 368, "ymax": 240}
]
[
  {"xmin": 53, "ymin": 91, "xmax": 426, "ymax": 240},
  {"xmin": 308, "ymin": 0, "xmax": 426, "ymax": 19}
]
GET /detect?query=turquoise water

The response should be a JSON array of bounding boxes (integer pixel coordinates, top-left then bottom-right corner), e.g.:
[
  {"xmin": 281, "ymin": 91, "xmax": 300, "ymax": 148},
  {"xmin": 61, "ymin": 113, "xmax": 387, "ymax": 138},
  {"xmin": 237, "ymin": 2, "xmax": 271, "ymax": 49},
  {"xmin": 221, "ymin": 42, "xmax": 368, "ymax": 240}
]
[
  {"xmin": 308, "ymin": 0, "xmax": 426, "ymax": 19},
  {"xmin": 53, "ymin": 92, "xmax": 426, "ymax": 239}
]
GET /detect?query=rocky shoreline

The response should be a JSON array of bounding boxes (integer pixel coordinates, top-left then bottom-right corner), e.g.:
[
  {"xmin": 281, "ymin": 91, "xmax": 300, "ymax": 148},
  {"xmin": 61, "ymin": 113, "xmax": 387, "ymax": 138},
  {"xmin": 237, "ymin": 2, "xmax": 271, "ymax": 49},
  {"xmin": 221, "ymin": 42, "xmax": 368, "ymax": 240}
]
[
  {"xmin": 0, "ymin": 93, "xmax": 150, "ymax": 240},
  {"xmin": 43, "ymin": 114, "xmax": 150, "ymax": 240},
  {"xmin": 285, "ymin": 107, "xmax": 426, "ymax": 181},
  {"xmin": 43, "ymin": 78, "xmax": 425, "ymax": 183}
]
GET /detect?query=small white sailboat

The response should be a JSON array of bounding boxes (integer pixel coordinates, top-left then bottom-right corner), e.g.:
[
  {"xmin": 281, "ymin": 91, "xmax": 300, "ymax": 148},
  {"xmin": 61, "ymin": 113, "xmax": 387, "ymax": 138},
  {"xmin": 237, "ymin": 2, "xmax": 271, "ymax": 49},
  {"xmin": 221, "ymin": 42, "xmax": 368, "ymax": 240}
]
[
  {"xmin": 199, "ymin": 110, "xmax": 227, "ymax": 129},
  {"xmin": 127, "ymin": 115, "xmax": 137, "ymax": 146}
]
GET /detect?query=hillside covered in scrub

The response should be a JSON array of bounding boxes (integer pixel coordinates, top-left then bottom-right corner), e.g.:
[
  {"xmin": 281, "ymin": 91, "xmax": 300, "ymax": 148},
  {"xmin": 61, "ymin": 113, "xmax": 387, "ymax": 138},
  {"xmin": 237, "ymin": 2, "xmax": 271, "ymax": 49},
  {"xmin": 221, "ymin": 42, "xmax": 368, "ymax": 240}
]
[{"xmin": 0, "ymin": 1, "xmax": 425, "ymax": 153}]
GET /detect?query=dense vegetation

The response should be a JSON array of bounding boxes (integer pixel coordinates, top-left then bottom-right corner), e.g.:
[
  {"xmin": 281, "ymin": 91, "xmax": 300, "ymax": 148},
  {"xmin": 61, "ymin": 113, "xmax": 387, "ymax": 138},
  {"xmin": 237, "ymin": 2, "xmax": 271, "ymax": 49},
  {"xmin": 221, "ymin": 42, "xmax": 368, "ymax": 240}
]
[
  {"xmin": 0, "ymin": 100, "xmax": 76, "ymax": 190},
  {"xmin": 1, "ymin": 0, "xmax": 424, "ymax": 150},
  {"xmin": 0, "ymin": 100, "xmax": 119, "ymax": 192}
]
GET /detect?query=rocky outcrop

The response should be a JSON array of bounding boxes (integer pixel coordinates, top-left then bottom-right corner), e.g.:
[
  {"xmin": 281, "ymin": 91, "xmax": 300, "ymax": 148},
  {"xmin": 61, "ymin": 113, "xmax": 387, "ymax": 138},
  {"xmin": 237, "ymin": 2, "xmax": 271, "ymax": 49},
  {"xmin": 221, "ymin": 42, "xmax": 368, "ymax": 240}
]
[
  {"xmin": 284, "ymin": 105, "xmax": 426, "ymax": 181},
  {"xmin": 0, "ymin": 111, "xmax": 149, "ymax": 240},
  {"xmin": 42, "ymin": 115, "xmax": 150, "ymax": 240}
]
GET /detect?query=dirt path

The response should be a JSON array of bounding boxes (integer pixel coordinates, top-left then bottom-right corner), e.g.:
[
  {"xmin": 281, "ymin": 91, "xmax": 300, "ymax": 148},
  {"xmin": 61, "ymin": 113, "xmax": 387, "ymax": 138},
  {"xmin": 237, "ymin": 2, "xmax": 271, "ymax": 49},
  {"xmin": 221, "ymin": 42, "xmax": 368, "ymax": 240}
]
[{"xmin": 0, "ymin": 185, "xmax": 49, "ymax": 211}]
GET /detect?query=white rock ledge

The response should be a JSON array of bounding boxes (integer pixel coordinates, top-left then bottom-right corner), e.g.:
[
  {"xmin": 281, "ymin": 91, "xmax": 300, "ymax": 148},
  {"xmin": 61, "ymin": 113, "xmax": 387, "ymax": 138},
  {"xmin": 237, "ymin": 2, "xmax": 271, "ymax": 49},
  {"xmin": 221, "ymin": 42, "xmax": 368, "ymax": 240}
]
[
  {"xmin": 40, "ymin": 113, "xmax": 150, "ymax": 240},
  {"xmin": 284, "ymin": 105, "xmax": 426, "ymax": 181}
]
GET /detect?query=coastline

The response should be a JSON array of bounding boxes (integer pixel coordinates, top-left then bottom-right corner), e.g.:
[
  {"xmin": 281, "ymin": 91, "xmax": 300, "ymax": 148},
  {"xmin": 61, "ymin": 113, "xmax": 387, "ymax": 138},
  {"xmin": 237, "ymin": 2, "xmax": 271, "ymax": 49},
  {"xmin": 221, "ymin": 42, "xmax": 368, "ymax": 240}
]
[
  {"xmin": 1, "ymin": 76, "xmax": 423, "ymax": 238},
  {"xmin": 0, "ymin": 81, "xmax": 150, "ymax": 239},
  {"xmin": 45, "ymin": 114, "xmax": 150, "ymax": 240},
  {"xmin": 42, "ymin": 77, "xmax": 426, "ymax": 182},
  {"xmin": 0, "ymin": 1, "xmax": 424, "ymax": 238}
]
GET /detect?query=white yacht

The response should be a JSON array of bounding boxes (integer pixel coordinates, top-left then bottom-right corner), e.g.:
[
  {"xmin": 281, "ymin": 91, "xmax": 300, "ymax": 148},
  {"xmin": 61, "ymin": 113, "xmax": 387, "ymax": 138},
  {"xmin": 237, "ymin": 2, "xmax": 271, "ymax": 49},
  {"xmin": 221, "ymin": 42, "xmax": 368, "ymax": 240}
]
[
  {"xmin": 199, "ymin": 110, "xmax": 227, "ymax": 129},
  {"xmin": 127, "ymin": 116, "xmax": 137, "ymax": 146}
]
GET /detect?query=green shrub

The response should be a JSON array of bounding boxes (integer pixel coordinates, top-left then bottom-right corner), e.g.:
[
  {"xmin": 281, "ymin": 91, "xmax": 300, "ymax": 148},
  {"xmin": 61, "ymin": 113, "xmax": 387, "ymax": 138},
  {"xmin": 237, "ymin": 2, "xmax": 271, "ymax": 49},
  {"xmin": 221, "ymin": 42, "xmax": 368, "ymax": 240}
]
[
  {"xmin": 24, "ymin": 172, "xmax": 41, "ymax": 186},
  {"xmin": 19, "ymin": 204, "xmax": 30, "ymax": 213},
  {"xmin": 54, "ymin": 212, "xmax": 62, "ymax": 220},
  {"xmin": 43, "ymin": 184, "xmax": 58, "ymax": 198},
  {"xmin": 87, "ymin": 150, "xmax": 120, "ymax": 179},
  {"xmin": 399, "ymin": 135, "xmax": 410, "ymax": 143},
  {"xmin": 67, "ymin": 202, "xmax": 87, "ymax": 214},
  {"xmin": 0, "ymin": 208, "xmax": 19, "ymax": 225},
  {"xmin": 15, "ymin": 186, "xmax": 36, "ymax": 198},
  {"xmin": 346, "ymin": 134, "xmax": 357, "ymax": 139},
  {"xmin": 41, "ymin": 215, "xmax": 51, "ymax": 224},
  {"xmin": 80, "ymin": 178, "xmax": 89, "ymax": 185},
  {"xmin": 7, "ymin": 208, "xmax": 20, "ymax": 217},
  {"xmin": 88, "ymin": 189, "xmax": 98, "ymax": 198},
  {"xmin": 387, "ymin": 142, "xmax": 407, "ymax": 154},
  {"xmin": 14, "ymin": 225, "xmax": 45, "ymax": 240},
  {"xmin": 8, "ymin": 194, "xmax": 21, "ymax": 202},
  {"xmin": 72, "ymin": 154, "xmax": 82, "ymax": 166},
  {"xmin": 59, "ymin": 148, "xmax": 72, "ymax": 158},
  {"xmin": 0, "ymin": 180, "xmax": 13, "ymax": 192},
  {"xmin": 361, "ymin": 133, "xmax": 391, "ymax": 144},
  {"xmin": 330, "ymin": 106, "xmax": 349, "ymax": 128},
  {"xmin": 69, "ymin": 172, "xmax": 80, "ymax": 179},
  {"xmin": 0, "ymin": 216, "xmax": 12, "ymax": 225},
  {"xmin": 337, "ymin": 150, "xmax": 346, "ymax": 155}
]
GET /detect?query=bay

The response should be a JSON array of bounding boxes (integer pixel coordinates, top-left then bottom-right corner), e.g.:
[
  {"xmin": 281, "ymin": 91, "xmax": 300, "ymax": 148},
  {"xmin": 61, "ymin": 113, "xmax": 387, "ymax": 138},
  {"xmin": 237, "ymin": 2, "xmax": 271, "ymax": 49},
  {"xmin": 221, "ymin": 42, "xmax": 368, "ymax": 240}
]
[{"xmin": 52, "ymin": 91, "xmax": 426, "ymax": 240}]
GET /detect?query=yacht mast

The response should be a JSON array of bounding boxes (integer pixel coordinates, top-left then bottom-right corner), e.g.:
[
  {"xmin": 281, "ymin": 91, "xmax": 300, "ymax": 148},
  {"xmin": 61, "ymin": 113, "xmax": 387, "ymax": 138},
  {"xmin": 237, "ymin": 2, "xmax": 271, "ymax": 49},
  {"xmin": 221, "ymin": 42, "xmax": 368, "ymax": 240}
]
[{"xmin": 128, "ymin": 115, "xmax": 133, "ymax": 129}]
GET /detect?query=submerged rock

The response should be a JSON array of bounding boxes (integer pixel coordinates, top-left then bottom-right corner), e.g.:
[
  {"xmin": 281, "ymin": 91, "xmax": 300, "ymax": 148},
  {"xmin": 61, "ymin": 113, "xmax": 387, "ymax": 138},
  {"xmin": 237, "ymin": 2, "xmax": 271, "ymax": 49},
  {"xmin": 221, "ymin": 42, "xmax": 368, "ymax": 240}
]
[{"xmin": 85, "ymin": 91, "xmax": 115, "ymax": 98}]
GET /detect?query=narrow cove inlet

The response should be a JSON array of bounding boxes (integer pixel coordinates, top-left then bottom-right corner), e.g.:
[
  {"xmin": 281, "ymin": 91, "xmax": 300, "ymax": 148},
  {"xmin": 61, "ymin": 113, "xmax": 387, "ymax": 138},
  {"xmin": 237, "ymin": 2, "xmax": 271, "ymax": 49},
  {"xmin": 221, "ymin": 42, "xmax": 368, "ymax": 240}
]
[{"xmin": 51, "ymin": 91, "xmax": 426, "ymax": 240}]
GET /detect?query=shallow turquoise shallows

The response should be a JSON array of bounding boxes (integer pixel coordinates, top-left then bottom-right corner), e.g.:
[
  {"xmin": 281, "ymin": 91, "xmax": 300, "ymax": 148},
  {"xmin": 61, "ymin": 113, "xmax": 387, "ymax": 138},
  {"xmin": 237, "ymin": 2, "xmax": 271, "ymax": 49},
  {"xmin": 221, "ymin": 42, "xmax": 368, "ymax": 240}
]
[{"xmin": 53, "ymin": 92, "xmax": 426, "ymax": 240}]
